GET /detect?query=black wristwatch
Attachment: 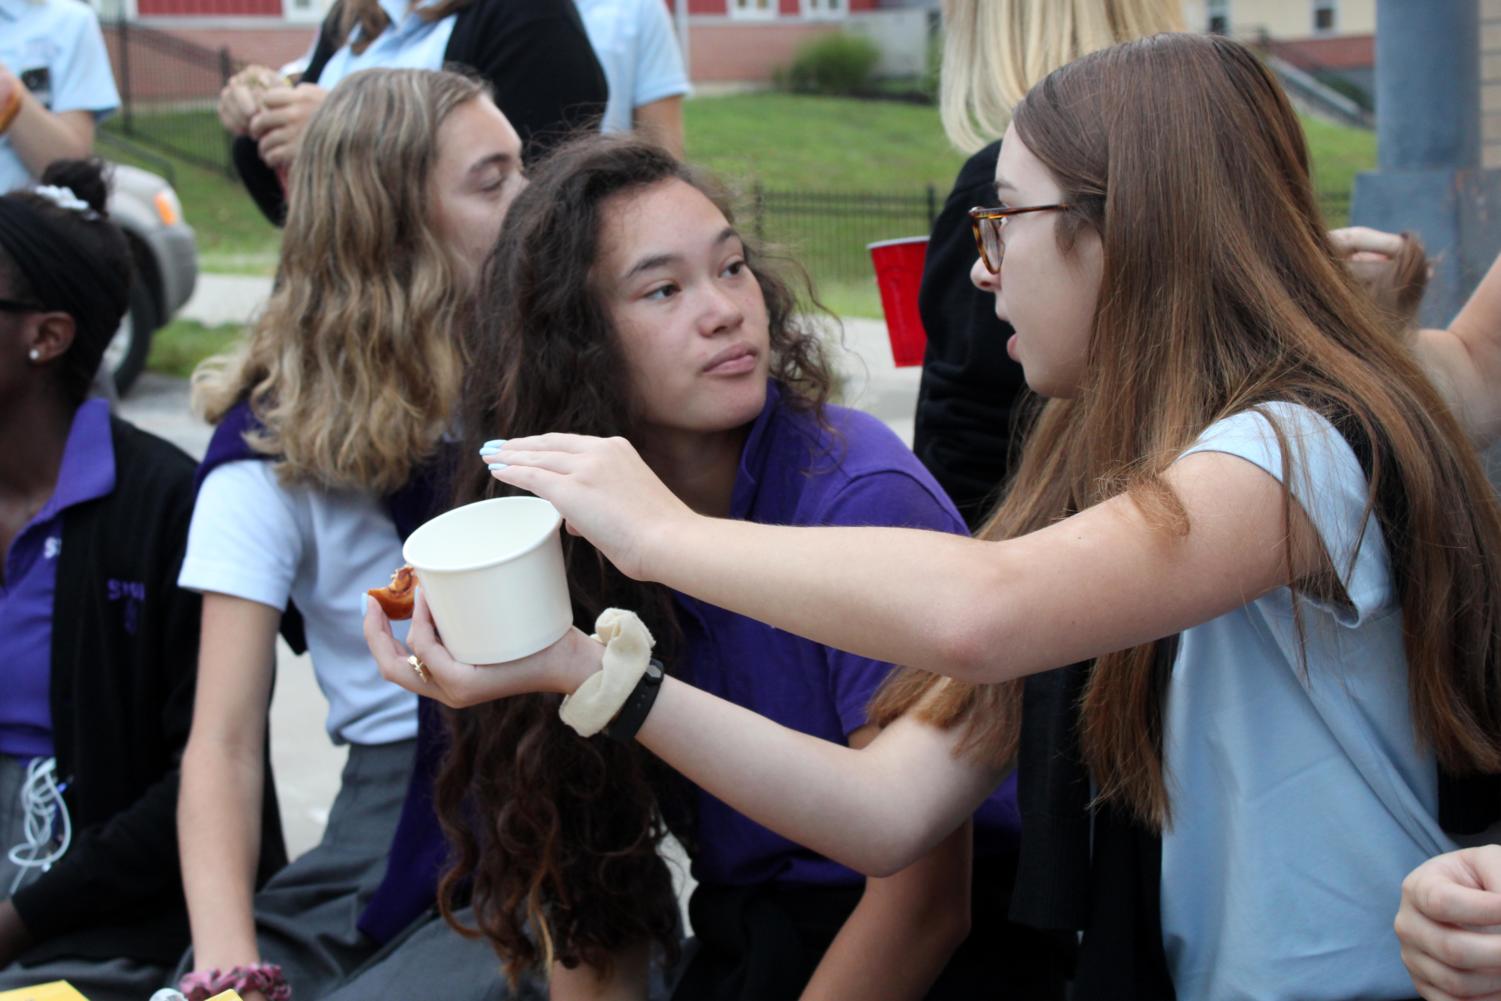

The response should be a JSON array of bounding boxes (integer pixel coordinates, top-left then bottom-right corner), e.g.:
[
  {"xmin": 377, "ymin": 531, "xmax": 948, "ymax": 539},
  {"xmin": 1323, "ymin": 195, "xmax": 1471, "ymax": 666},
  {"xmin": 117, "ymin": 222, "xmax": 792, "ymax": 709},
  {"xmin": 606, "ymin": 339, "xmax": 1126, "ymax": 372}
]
[{"xmin": 605, "ymin": 658, "xmax": 665, "ymax": 742}]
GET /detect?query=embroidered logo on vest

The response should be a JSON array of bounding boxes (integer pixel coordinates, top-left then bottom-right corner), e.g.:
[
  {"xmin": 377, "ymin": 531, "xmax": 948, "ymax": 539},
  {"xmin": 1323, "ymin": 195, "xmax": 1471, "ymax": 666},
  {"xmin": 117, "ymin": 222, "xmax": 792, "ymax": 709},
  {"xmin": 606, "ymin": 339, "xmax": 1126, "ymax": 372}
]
[{"xmin": 107, "ymin": 579, "xmax": 146, "ymax": 637}]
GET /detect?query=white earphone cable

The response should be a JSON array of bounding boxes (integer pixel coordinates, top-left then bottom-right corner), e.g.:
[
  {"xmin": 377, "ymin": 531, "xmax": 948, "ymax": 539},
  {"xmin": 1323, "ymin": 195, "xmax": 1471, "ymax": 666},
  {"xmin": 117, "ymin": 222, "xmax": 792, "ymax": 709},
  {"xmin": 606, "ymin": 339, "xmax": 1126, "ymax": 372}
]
[{"xmin": 7, "ymin": 756, "xmax": 71, "ymax": 895}]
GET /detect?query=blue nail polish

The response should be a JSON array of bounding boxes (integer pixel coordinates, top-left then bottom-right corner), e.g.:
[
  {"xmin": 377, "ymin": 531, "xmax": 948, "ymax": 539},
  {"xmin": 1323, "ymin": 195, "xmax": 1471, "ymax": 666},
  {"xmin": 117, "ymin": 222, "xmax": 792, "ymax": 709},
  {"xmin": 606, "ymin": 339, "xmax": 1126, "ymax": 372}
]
[
  {"xmin": 480, "ymin": 438, "xmax": 506, "ymax": 451},
  {"xmin": 488, "ymin": 462, "xmax": 509, "ymax": 471}
]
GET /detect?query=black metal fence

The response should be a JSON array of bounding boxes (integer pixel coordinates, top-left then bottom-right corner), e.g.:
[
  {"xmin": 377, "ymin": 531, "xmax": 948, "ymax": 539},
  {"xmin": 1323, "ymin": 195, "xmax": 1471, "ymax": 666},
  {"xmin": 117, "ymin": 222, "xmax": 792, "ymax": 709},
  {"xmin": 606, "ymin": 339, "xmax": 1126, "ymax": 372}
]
[
  {"xmin": 736, "ymin": 185, "xmax": 1354, "ymax": 287},
  {"xmin": 740, "ymin": 185, "xmax": 940, "ymax": 285},
  {"xmin": 1321, "ymin": 190, "xmax": 1351, "ymax": 226},
  {"xmin": 102, "ymin": 21, "xmax": 237, "ymax": 176}
]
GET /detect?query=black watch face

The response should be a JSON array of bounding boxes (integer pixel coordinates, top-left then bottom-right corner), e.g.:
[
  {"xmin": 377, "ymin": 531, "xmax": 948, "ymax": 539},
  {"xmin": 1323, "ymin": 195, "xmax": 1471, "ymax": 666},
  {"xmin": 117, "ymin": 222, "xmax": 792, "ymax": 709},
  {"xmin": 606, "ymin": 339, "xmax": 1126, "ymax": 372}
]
[{"xmin": 20, "ymin": 67, "xmax": 51, "ymax": 107}]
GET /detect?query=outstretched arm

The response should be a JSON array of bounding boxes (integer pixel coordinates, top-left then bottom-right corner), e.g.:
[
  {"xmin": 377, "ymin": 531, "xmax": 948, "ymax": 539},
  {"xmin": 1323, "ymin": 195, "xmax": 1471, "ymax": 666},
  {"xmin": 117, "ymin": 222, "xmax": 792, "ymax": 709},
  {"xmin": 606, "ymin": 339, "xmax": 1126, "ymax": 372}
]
[
  {"xmin": 367, "ymin": 598, "xmax": 1005, "ymax": 877},
  {"xmin": 488, "ymin": 436, "xmax": 1299, "ymax": 685}
]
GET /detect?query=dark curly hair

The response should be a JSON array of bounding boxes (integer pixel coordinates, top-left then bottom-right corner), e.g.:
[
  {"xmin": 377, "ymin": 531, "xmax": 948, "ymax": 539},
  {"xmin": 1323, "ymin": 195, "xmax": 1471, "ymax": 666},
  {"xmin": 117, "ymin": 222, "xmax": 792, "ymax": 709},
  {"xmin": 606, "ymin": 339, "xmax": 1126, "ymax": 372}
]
[
  {"xmin": 0, "ymin": 158, "xmax": 132, "ymax": 404},
  {"xmin": 436, "ymin": 134, "xmax": 839, "ymax": 984}
]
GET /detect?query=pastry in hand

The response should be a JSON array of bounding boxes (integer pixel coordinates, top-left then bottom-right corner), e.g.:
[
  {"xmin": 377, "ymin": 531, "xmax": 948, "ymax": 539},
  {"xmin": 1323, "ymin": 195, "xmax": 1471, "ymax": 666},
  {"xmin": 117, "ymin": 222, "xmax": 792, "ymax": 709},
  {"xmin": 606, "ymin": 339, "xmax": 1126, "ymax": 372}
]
[{"xmin": 368, "ymin": 565, "xmax": 417, "ymax": 620}]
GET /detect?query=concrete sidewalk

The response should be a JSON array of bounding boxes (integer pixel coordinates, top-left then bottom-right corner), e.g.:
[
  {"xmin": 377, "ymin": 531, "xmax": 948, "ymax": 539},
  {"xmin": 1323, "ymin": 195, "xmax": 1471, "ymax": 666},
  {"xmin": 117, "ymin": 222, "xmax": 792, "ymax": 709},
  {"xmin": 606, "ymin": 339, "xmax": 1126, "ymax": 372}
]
[
  {"xmin": 178, "ymin": 273, "xmax": 276, "ymax": 328},
  {"xmin": 125, "ymin": 275, "xmax": 920, "ymax": 860}
]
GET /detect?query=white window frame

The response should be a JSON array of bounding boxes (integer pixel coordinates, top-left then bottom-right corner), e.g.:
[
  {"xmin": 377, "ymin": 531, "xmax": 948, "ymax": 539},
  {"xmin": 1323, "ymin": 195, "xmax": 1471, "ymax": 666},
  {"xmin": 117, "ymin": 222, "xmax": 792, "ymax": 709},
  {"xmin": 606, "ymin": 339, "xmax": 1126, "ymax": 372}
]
[
  {"xmin": 802, "ymin": 0, "xmax": 844, "ymax": 19},
  {"xmin": 1313, "ymin": 0, "xmax": 1338, "ymax": 34},
  {"xmin": 729, "ymin": 0, "xmax": 779, "ymax": 20},
  {"xmin": 283, "ymin": 0, "xmax": 328, "ymax": 24}
]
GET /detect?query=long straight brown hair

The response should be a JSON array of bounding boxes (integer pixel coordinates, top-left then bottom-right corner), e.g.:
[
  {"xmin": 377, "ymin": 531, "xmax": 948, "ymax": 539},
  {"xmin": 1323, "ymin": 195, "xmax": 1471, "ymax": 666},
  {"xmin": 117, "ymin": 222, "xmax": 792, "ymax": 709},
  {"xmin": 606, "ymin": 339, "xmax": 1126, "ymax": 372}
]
[{"xmin": 873, "ymin": 33, "xmax": 1501, "ymax": 829}]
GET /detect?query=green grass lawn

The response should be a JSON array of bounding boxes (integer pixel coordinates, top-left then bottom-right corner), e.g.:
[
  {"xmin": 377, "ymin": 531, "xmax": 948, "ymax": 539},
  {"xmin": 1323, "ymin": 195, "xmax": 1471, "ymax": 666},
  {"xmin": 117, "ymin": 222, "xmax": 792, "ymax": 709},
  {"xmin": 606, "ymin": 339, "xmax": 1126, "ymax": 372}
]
[
  {"xmin": 103, "ymin": 112, "xmax": 282, "ymax": 275},
  {"xmin": 1304, "ymin": 114, "xmax": 1378, "ymax": 217},
  {"xmin": 137, "ymin": 91, "xmax": 1376, "ymax": 378},
  {"xmin": 687, "ymin": 92, "xmax": 967, "ymax": 192},
  {"xmin": 146, "ymin": 317, "xmax": 245, "ymax": 380}
]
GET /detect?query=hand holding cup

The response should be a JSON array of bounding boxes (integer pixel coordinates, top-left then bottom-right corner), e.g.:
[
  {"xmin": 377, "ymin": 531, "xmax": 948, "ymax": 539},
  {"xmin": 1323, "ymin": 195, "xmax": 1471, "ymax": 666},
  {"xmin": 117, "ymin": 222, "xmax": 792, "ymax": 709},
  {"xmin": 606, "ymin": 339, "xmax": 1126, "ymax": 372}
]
[{"xmin": 364, "ymin": 590, "xmax": 601, "ymax": 708}]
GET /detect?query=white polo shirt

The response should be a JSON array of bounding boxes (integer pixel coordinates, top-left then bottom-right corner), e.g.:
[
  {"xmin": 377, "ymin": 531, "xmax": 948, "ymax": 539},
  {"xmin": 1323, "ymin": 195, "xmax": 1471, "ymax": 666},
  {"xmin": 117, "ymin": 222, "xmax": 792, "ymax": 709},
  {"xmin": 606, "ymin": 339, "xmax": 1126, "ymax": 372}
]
[{"xmin": 180, "ymin": 460, "xmax": 418, "ymax": 748}]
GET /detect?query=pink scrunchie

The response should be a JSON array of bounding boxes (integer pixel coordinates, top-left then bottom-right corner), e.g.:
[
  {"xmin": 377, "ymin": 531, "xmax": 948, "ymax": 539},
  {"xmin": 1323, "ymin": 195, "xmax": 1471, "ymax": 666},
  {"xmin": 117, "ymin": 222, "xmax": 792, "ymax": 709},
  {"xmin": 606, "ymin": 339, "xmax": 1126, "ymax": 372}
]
[{"xmin": 180, "ymin": 962, "xmax": 291, "ymax": 1001}]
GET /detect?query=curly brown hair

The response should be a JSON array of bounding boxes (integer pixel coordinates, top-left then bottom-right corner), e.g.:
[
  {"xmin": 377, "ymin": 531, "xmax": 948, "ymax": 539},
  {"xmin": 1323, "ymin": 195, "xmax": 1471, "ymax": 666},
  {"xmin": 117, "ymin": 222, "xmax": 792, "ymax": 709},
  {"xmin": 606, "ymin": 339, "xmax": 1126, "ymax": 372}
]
[{"xmin": 435, "ymin": 134, "xmax": 839, "ymax": 984}]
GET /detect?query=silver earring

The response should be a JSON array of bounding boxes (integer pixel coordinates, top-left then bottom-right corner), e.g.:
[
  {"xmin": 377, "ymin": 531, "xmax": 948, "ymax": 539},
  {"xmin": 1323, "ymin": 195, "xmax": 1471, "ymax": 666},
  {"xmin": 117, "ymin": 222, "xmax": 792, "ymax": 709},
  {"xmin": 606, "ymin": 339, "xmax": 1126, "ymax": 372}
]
[{"xmin": 28, "ymin": 349, "xmax": 40, "ymax": 362}]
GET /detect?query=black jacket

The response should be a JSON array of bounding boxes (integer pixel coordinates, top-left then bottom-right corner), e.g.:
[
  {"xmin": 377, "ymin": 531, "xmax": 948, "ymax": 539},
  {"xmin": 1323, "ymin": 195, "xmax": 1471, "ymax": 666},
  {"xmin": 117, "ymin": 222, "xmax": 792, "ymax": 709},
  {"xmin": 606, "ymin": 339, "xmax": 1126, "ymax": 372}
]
[
  {"xmin": 10, "ymin": 417, "xmax": 287, "ymax": 967},
  {"xmin": 236, "ymin": 0, "xmax": 608, "ymax": 224},
  {"xmin": 912, "ymin": 141, "xmax": 1030, "ymax": 530}
]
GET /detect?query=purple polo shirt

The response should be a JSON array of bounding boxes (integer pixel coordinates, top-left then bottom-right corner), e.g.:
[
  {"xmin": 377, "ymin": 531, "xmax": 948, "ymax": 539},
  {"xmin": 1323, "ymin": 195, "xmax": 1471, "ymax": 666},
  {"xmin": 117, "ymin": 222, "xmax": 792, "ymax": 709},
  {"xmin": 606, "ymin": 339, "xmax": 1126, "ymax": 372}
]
[
  {"xmin": 0, "ymin": 398, "xmax": 115, "ymax": 759},
  {"xmin": 675, "ymin": 382, "xmax": 1020, "ymax": 889}
]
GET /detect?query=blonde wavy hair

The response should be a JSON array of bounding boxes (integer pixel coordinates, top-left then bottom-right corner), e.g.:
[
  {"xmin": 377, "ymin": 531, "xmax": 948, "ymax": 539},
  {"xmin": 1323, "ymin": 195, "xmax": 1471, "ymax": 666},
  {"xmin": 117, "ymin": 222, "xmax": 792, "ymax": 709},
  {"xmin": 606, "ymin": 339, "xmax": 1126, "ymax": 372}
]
[
  {"xmin": 193, "ymin": 68, "xmax": 486, "ymax": 493},
  {"xmin": 938, "ymin": 0, "xmax": 1185, "ymax": 152}
]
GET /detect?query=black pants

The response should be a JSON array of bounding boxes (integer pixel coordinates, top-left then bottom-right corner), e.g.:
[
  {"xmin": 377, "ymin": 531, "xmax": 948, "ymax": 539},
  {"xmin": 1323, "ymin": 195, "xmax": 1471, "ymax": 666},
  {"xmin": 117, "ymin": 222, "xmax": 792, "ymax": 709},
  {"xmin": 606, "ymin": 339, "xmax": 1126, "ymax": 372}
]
[{"xmin": 673, "ymin": 853, "xmax": 1071, "ymax": 1001}]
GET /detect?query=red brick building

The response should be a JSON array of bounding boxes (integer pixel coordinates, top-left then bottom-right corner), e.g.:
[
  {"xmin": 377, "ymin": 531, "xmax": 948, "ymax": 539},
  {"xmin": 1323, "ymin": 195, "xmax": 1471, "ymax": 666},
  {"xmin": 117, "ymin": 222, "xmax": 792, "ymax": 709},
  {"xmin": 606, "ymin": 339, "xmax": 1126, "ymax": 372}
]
[
  {"xmin": 663, "ymin": 0, "xmax": 881, "ymax": 83},
  {"xmin": 115, "ymin": 0, "xmax": 927, "ymax": 86}
]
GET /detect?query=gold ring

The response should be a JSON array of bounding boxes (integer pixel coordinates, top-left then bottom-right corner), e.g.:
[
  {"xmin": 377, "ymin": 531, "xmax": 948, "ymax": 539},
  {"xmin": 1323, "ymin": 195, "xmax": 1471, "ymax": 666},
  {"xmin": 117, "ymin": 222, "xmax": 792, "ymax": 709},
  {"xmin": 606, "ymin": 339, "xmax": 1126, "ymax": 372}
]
[{"xmin": 407, "ymin": 654, "xmax": 431, "ymax": 684}]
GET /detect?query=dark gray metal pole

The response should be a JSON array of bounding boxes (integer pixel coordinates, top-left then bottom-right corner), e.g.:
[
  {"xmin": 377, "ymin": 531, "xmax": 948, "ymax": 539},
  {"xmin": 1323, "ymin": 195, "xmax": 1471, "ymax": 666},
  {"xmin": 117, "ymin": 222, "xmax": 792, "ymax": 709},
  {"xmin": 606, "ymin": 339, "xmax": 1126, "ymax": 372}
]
[
  {"xmin": 1374, "ymin": 0, "xmax": 1479, "ymax": 171},
  {"xmin": 1353, "ymin": 0, "xmax": 1498, "ymax": 328}
]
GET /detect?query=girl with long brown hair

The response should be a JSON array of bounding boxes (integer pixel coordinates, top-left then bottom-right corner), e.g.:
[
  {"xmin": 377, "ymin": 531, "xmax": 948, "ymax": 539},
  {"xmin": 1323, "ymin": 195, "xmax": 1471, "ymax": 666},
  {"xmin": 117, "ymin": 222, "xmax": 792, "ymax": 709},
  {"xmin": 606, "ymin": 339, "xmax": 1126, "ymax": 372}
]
[
  {"xmin": 176, "ymin": 68, "xmax": 524, "ymax": 1001},
  {"xmin": 366, "ymin": 134, "xmax": 1067, "ymax": 1000},
  {"xmin": 916, "ymin": 0, "xmax": 1183, "ymax": 527},
  {"xmin": 375, "ymin": 33, "xmax": 1501, "ymax": 999}
]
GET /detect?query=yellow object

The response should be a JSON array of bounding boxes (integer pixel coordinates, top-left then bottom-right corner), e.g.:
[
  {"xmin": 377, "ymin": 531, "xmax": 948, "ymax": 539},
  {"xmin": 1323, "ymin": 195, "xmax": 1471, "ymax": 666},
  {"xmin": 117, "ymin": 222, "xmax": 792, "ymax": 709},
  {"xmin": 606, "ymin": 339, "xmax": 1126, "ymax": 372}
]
[
  {"xmin": 0, "ymin": 982, "xmax": 89, "ymax": 1000},
  {"xmin": 207, "ymin": 992, "xmax": 245, "ymax": 1001}
]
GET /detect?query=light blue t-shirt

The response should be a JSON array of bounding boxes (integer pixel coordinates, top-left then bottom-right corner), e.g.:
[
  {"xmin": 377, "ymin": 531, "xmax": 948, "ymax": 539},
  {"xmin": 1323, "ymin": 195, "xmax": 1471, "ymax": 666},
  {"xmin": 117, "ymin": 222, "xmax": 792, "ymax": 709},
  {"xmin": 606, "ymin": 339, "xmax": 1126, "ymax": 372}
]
[
  {"xmin": 0, "ymin": 0, "xmax": 120, "ymax": 193},
  {"xmin": 1160, "ymin": 403, "xmax": 1456, "ymax": 1000},
  {"xmin": 574, "ymin": 0, "xmax": 689, "ymax": 133},
  {"xmin": 315, "ymin": 0, "xmax": 458, "ymax": 92}
]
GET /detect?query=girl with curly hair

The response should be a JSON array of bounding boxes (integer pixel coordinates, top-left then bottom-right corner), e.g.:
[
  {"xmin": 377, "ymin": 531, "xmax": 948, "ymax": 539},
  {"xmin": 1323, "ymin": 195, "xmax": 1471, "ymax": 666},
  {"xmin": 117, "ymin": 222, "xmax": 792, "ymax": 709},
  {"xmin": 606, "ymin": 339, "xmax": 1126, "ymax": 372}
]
[{"xmin": 367, "ymin": 134, "xmax": 1064, "ymax": 1000}]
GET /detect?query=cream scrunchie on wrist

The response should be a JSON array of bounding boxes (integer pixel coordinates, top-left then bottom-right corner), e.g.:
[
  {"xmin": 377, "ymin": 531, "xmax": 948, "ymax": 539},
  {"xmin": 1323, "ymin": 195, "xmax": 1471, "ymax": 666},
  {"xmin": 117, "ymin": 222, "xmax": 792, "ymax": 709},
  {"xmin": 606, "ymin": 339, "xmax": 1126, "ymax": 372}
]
[{"xmin": 558, "ymin": 609, "xmax": 655, "ymax": 737}]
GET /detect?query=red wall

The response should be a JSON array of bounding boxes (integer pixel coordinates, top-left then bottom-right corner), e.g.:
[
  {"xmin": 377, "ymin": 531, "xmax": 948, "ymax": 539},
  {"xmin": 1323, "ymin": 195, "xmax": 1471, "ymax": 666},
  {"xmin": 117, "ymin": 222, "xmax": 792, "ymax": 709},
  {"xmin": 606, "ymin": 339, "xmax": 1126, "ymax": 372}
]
[
  {"xmin": 146, "ymin": 25, "xmax": 315, "ymax": 67},
  {"xmin": 688, "ymin": 21, "xmax": 838, "ymax": 80},
  {"xmin": 667, "ymin": 0, "xmax": 880, "ymax": 13},
  {"xmin": 137, "ymin": 0, "xmax": 281, "ymax": 15},
  {"xmin": 666, "ymin": 0, "xmax": 728, "ymax": 13},
  {"xmin": 1269, "ymin": 34, "xmax": 1374, "ymax": 71},
  {"xmin": 103, "ymin": 23, "xmax": 315, "ymax": 101}
]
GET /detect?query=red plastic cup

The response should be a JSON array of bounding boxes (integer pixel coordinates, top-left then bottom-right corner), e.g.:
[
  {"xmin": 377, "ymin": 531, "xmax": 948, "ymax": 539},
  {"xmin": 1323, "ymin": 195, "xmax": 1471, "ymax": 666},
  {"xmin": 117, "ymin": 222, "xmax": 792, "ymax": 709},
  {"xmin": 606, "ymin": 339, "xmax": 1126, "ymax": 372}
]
[{"xmin": 867, "ymin": 236, "xmax": 930, "ymax": 367}]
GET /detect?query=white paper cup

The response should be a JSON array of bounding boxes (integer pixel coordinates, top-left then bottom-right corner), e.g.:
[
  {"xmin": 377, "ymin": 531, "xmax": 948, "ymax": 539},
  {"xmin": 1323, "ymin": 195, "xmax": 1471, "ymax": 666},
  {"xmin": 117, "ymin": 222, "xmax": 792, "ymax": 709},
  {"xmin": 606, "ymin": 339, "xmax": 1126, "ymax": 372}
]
[{"xmin": 401, "ymin": 497, "xmax": 571, "ymax": 664}]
